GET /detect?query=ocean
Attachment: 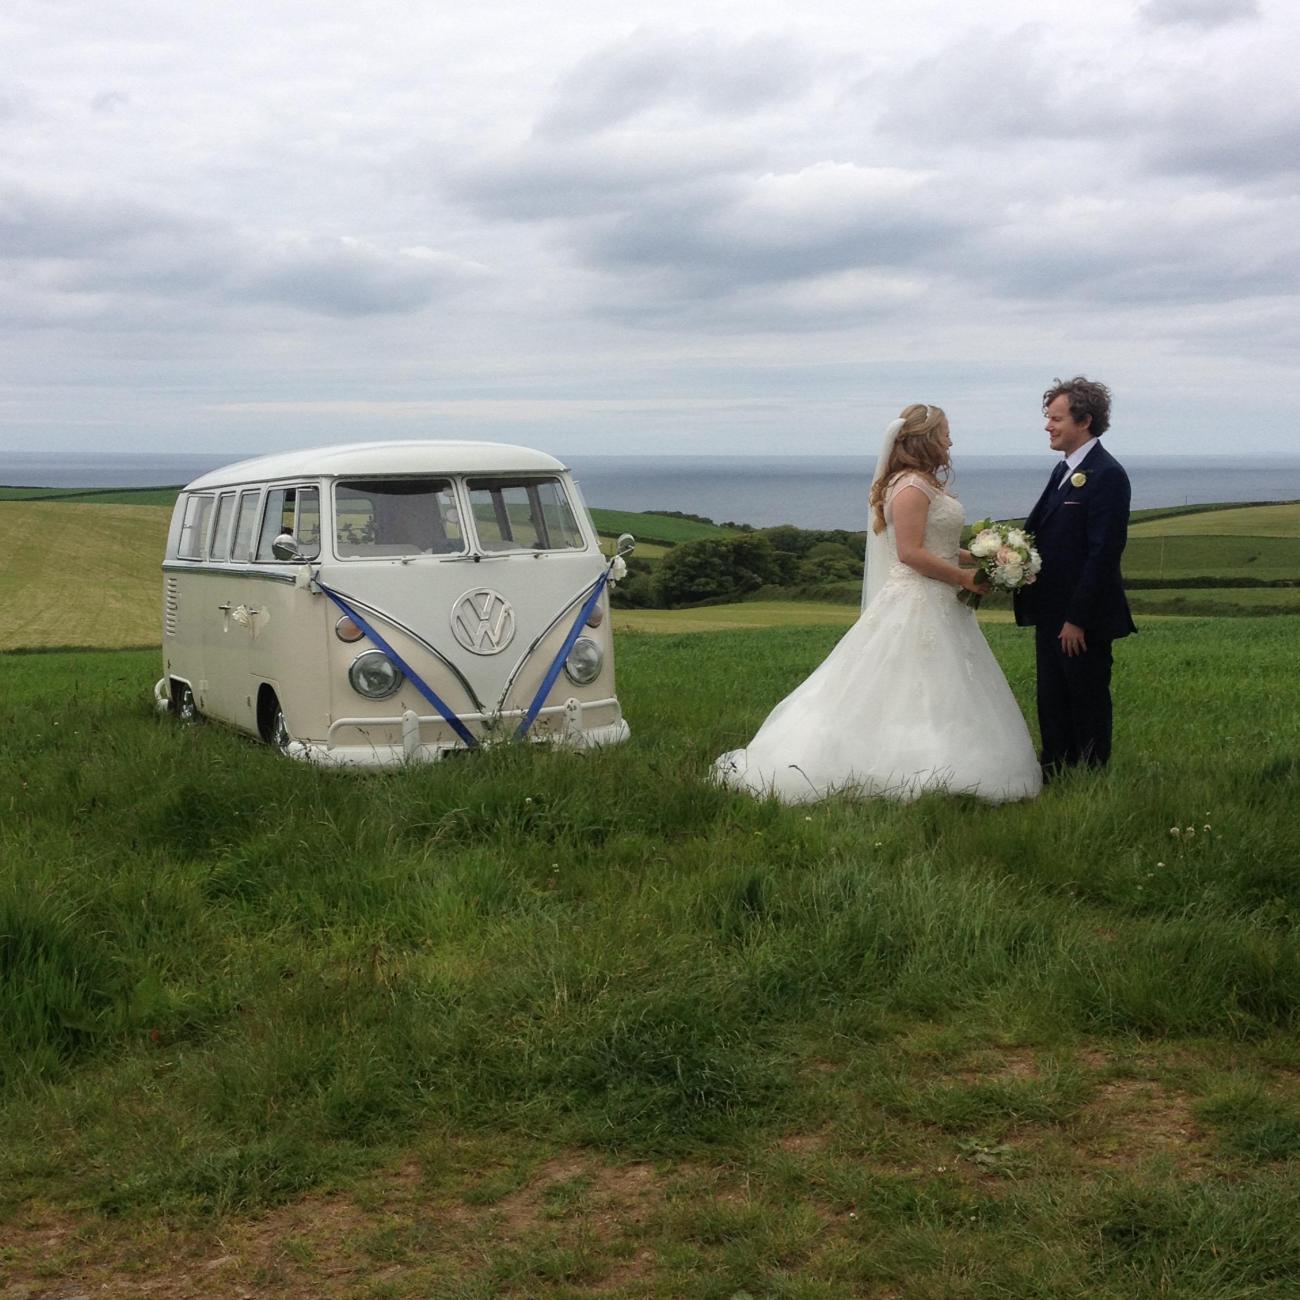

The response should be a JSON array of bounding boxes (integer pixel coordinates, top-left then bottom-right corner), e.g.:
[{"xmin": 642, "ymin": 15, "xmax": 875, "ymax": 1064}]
[{"xmin": 4, "ymin": 449, "xmax": 1299, "ymax": 531}]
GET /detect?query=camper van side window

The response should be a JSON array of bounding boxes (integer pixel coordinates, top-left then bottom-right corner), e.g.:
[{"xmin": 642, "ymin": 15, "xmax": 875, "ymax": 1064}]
[
  {"xmin": 177, "ymin": 494, "xmax": 215, "ymax": 560},
  {"xmin": 230, "ymin": 489, "xmax": 261, "ymax": 562},
  {"xmin": 466, "ymin": 477, "xmax": 585, "ymax": 553},
  {"xmin": 256, "ymin": 486, "xmax": 322, "ymax": 561},
  {"xmin": 334, "ymin": 479, "xmax": 465, "ymax": 557},
  {"xmin": 208, "ymin": 493, "xmax": 236, "ymax": 562}
]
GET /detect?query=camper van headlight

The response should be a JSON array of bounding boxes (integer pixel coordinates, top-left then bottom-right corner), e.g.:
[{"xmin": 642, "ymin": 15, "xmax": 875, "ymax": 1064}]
[
  {"xmin": 563, "ymin": 637, "xmax": 602, "ymax": 685},
  {"xmin": 348, "ymin": 650, "xmax": 404, "ymax": 700}
]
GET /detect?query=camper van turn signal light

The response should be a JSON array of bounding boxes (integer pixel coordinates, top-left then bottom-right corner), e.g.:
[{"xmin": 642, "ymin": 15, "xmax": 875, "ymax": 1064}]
[{"xmin": 335, "ymin": 615, "xmax": 365, "ymax": 643}]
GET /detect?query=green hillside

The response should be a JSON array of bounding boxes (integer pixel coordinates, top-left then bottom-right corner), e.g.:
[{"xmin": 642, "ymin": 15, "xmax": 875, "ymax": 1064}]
[
  {"xmin": 1129, "ymin": 501, "xmax": 1300, "ymax": 538},
  {"xmin": 1123, "ymin": 533, "xmax": 1300, "ymax": 582},
  {"xmin": 0, "ymin": 485, "xmax": 182, "ymax": 507},
  {"xmin": 588, "ymin": 507, "xmax": 732, "ymax": 544},
  {"xmin": 0, "ymin": 501, "xmax": 171, "ymax": 651},
  {"xmin": 3, "ymin": 498, "xmax": 1297, "ymax": 652}
]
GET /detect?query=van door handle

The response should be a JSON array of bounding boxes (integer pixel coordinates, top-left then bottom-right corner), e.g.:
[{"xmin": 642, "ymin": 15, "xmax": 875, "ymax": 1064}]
[{"xmin": 217, "ymin": 602, "xmax": 233, "ymax": 612}]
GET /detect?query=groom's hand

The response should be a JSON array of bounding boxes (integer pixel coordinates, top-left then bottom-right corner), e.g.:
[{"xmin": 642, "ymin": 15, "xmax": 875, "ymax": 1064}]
[{"xmin": 1058, "ymin": 621, "xmax": 1087, "ymax": 656}]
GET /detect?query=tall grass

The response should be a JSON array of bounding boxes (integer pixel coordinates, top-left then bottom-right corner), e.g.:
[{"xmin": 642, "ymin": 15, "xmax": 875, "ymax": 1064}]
[{"xmin": 3, "ymin": 619, "xmax": 1300, "ymax": 1233}]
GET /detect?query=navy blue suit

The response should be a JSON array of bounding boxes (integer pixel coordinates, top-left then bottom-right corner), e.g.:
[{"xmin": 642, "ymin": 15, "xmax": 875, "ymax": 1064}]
[{"xmin": 1013, "ymin": 441, "xmax": 1136, "ymax": 774}]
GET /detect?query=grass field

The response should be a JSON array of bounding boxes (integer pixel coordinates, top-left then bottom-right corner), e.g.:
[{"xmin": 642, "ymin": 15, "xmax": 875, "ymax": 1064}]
[
  {"xmin": 1127, "ymin": 586, "xmax": 1300, "ymax": 616},
  {"xmin": 0, "ymin": 485, "xmax": 183, "ymax": 507},
  {"xmin": 1123, "ymin": 534, "xmax": 1300, "ymax": 582},
  {"xmin": 4, "ymin": 619, "xmax": 1300, "ymax": 1297},
  {"xmin": 615, "ymin": 601, "xmax": 863, "ymax": 634},
  {"xmin": 0, "ymin": 501, "xmax": 171, "ymax": 651},
  {"xmin": 2, "ymin": 496, "xmax": 1298, "ymax": 654},
  {"xmin": 1129, "ymin": 502, "xmax": 1300, "ymax": 538},
  {"xmin": 588, "ymin": 508, "xmax": 732, "ymax": 545}
]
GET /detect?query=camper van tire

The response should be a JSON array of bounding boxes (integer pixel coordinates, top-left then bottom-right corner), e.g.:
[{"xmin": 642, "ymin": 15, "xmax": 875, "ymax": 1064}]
[
  {"xmin": 258, "ymin": 688, "xmax": 292, "ymax": 753},
  {"xmin": 172, "ymin": 681, "xmax": 199, "ymax": 724}
]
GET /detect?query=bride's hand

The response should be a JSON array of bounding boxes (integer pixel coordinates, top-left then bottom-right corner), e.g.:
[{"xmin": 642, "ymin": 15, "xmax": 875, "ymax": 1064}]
[{"xmin": 959, "ymin": 569, "xmax": 990, "ymax": 596}]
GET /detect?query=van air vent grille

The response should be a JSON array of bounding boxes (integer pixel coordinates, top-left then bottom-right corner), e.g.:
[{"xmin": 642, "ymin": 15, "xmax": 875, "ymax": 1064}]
[{"xmin": 164, "ymin": 577, "xmax": 180, "ymax": 636}]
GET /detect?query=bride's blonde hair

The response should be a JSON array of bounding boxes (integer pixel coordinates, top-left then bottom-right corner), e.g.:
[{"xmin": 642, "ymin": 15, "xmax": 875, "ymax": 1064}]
[{"xmin": 870, "ymin": 403, "xmax": 950, "ymax": 534}]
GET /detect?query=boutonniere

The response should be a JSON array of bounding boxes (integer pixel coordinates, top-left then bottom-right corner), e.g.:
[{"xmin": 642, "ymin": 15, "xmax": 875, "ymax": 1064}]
[{"xmin": 1070, "ymin": 471, "xmax": 1088, "ymax": 488}]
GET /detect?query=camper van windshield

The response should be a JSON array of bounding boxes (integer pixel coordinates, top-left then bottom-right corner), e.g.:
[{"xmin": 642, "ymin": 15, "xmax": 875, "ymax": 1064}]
[
  {"xmin": 466, "ymin": 476, "xmax": 585, "ymax": 552},
  {"xmin": 334, "ymin": 479, "xmax": 465, "ymax": 557}
]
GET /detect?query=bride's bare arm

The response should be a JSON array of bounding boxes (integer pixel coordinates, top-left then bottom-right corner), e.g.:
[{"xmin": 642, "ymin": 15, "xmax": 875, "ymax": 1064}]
[{"xmin": 892, "ymin": 487, "xmax": 987, "ymax": 594}]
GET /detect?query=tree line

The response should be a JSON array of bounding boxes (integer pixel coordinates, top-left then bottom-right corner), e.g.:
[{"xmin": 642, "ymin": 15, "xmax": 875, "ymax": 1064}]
[{"xmin": 613, "ymin": 523, "xmax": 867, "ymax": 609}]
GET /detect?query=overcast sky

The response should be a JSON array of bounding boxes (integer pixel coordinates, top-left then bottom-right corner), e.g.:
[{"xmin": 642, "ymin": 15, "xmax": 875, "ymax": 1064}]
[{"xmin": 2, "ymin": 0, "xmax": 1296, "ymax": 459}]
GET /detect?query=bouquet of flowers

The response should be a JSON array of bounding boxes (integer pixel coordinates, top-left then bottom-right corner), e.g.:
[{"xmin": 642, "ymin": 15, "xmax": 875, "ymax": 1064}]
[{"xmin": 959, "ymin": 520, "xmax": 1042, "ymax": 609}]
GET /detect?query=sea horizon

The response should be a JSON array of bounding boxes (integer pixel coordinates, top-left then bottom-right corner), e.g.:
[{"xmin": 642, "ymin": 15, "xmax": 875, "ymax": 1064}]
[{"xmin": 4, "ymin": 449, "xmax": 1300, "ymax": 530}]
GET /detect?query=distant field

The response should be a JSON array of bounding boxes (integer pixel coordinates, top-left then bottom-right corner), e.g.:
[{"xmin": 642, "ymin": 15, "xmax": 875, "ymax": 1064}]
[
  {"xmin": 1129, "ymin": 502, "xmax": 1300, "ymax": 538},
  {"xmin": 1124, "ymin": 533, "xmax": 1300, "ymax": 581},
  {"xmin": 588, "ymin": 507, "xmax": 731, "ymax": 544},
  {"xmin": 614, "ymin": 601, "xmax": 861, "ymax": 634},
  {"xmin": 1127, "ymin": 586, "xmax": 1300, "ymax": 615},
  {"xmin": 2, "ymin": 497, "xmax": 1296, "ymax": 652},
  {"xmin": 0, "ymin": 485, "xmax": 181, "ymax": 507},
  {"xmin": 0, "ymin": 501, "xmax": 170, "ymax": 651}
]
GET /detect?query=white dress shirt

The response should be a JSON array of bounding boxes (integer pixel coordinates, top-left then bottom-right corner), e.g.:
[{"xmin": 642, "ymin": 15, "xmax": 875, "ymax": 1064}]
[{"xmin": 1057, "ymin": 437, "xmax": 1099, "ymax": 489}]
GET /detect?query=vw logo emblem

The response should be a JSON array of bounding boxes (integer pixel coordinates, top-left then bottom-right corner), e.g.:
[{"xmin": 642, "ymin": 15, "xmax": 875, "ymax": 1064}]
[{"xmin": 451, "ymin": 588, "xmax": 516, "ymax": 655}]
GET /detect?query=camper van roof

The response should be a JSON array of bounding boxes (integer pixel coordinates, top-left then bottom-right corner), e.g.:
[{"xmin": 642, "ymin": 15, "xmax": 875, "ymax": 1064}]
[{"xmin": 183, "ymin": 440, "xmax": 569, "ymax": 490}]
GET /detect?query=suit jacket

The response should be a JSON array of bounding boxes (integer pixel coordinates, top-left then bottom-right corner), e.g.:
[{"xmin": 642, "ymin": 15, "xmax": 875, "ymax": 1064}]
[{"xmin": 1013, "ymin": 441, "xmax": 1137, "ymax": 641}]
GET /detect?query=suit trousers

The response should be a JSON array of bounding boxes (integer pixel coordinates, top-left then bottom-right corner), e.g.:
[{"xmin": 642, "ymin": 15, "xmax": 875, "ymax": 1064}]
[{"xmin": 1034, "ymin": 625, "xmax": 1114, "ymax": 776}]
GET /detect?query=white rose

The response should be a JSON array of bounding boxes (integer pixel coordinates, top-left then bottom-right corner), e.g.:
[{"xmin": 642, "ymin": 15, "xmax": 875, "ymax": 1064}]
[
  {"xmin": 1028, "ymin": 549, "xmax": 1042, "ymax": 574},
  {"xmin": 970, "ymin": 529, "xmax": 1000, "ymax": 558},
  {"xmin": 997, "ymin": 560, "xmax": 1024, "ymax": 586},
  {"xmin": 1006, "ymin": 528, "xmax": 1028, "ymax": 549}
]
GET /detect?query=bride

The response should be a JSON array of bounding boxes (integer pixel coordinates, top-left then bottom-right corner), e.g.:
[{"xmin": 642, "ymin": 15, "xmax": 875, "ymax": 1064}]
[{"xmin": 713, "ymin": 404, "xmax": 1042, "ymax": 804}]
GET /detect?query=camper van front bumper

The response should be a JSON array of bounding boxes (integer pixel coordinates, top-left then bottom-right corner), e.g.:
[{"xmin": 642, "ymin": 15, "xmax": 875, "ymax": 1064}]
[{"xmin": 286, "ymin": 698, "xmax": 629, "ymax": 768}]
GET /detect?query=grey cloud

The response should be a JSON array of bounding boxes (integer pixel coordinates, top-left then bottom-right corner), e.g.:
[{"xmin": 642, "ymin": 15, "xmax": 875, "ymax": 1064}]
[
  {"xmin": 537, "ymin": 27, "xmax": 816, "ymax": 137},
  {"xmin": 233, "ymin": 237, "xmax": 474, "ymax": 317},
  {"xmin": 875, "ymin": 25, "xmax": 1297, "ymax": 192},
  {"xmin": 0, "ymin": 180, "xmax": 187, "ymax": 258},
  {"xmin": 91, "ymin": 90, "xmax": 130, "ymax": 113},
  {"xmin": 2, "ymin": 180, "xmax": 480, "ymax": 324},
  {"xmin": 581, "ymin": 171, "xmax": 967, "ymax": 293},
  {"xmin": 454, "ymin": 133, "xmax": 751, "ymax": 222},
  {"xmin": 873, "ymin": 27, "xmax": 1131, "ymax": 147},
  {"xmin": 1139, "ymin": 0, "xmax": 1260, "ymax": 29},
  {"xmin": 964, "ymin": 196, "xmax": 1300, "ymax": 306},
  {"xmin": 1141, "ymin": 92, "xmax": 1300, "ymax": 184},
  {"xmin": 588, "ymin": 264, "xmax": 933, "ymax": 335}
]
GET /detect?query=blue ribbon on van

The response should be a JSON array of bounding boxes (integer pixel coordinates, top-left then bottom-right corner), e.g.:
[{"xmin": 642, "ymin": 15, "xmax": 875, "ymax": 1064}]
[
  {"xmin": 516, "ymin": 563, "xmax": 612, "ymax": 740},
  {"xmin": 315, "ymin": 581, "xmax": 479, "ymax": 750}
]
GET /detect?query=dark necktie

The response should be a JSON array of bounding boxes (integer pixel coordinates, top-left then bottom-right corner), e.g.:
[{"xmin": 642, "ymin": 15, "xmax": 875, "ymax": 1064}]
[{"xmin": 1048, "ymin": 460, "xmax": 1068, "ymax": 492}]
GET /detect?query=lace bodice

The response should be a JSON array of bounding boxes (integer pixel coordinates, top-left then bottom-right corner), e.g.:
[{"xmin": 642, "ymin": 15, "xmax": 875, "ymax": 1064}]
[{"xmin": 882, "ymin": 473, "xmax": 963, "ymax": 567}]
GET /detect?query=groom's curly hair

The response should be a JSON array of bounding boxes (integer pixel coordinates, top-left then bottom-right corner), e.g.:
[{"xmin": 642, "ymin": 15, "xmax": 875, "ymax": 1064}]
[{"xmin": 1043, "ymin": 376, "xmax": 1111, "ymax": 437}]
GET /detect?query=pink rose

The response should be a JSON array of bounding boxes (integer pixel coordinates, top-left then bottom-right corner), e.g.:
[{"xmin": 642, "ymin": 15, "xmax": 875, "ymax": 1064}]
[{"xmin": 996, "ymin": 545, "xmax": 1017, "ymax": 566}]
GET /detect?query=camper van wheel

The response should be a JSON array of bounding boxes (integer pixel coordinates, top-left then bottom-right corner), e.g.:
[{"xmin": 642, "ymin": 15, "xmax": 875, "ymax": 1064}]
[
  {"xmin": 261, "ymin": 693, "xmax": 291, "ymax": 753},
  {"xmin": 173, "ymin": 682, "xmax": 199, "ymax": 724}
]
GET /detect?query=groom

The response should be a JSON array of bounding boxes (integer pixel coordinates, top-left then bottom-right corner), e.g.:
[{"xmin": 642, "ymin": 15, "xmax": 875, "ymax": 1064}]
[{"xmin": 1014, "ymin": 376, "xmax": 1136, "ymax": 780}]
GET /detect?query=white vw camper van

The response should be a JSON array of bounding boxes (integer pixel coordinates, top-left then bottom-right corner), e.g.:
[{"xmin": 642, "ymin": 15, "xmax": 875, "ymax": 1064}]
[{"xmin": 156, "ymin": 441, "xmax": 632, "ymax": 766}]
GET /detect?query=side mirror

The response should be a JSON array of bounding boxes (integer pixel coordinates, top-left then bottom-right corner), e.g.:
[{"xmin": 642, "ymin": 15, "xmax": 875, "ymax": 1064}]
[
  {"xmin": 616, "ymin": 532, "xmax": 636, "ymax": 557},
  {"xmin": 272, "ymin": 533, "xmax": 303, "ymax": 562}
]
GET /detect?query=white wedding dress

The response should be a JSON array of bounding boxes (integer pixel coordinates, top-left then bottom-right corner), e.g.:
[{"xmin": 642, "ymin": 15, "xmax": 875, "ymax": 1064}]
[{"xmin": 713, "ymin": 474, "xmax": 1042, "ymax": 804}]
